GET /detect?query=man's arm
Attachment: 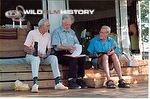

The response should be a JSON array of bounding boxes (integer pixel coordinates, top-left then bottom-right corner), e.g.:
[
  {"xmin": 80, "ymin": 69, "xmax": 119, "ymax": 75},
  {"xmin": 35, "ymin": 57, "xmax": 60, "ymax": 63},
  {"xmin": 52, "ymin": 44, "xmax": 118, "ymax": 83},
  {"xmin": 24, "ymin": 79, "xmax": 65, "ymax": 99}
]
[
  {"xmin": 24, "ymin": 45, "xmax": 34, "ymax": 54},
  {"xmin": 52, "ymin": 30, "xmax": 76, "ymax": 53},
  {"xmin": 46, "ymin": 48, "xmax": 51, "ymax": 56},
  {"xmin": 24, "ymin": 31, "xmax": 34, "ymax": 54},
  {"xmin": 57, "ymin": 45, "xmax": 76, "ymax": 53}
]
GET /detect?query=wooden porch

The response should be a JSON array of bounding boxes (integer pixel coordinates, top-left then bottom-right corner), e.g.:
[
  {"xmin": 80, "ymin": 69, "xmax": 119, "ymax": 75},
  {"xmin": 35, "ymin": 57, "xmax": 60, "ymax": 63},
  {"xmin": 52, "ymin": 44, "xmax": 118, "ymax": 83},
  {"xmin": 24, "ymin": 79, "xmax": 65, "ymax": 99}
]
[
  {"xmin": 0, "ymin": 83, "xmax": 148, "ymax": 98},
  {"xmin": 0, "ymin": 60, "xmax": 148, "ymax": 90}
]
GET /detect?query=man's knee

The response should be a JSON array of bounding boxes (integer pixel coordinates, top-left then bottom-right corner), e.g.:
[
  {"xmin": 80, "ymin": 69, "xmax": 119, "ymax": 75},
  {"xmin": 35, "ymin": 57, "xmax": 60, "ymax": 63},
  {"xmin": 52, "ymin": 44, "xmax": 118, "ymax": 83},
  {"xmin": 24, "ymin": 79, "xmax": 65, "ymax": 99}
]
[
  {"xmin": 48, "ymin": 55, "xmax": 58, "ymax": 62},
  {"xmin": 27, "ymin": 55, "xmax": 40, "ymax": 64},
  {"xmin": 32, "ymin": 56, "xmax": 40, "ymax": 62},
  {"xmin": 111, "ymin": 53, "xmax": 118, "ymax": 60},
  {"xmin": 102, "ymin": 54, "xmax": 109, "ymax": 60}
]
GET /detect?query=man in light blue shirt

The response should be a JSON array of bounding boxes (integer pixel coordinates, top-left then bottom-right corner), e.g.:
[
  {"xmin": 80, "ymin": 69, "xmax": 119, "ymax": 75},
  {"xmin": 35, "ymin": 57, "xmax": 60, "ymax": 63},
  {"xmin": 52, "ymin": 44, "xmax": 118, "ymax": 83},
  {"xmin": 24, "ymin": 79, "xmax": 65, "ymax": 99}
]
[
  {"xmin": 52, "ymin": 26, "xmax": 79, "ymax": 49},
  {"xmin": 52, "ymin": 14, "xmax": 87, "ymax": 89},
  {"xmin": 87, "ymin": 25, "xmax": 130, "ymax": 89}
]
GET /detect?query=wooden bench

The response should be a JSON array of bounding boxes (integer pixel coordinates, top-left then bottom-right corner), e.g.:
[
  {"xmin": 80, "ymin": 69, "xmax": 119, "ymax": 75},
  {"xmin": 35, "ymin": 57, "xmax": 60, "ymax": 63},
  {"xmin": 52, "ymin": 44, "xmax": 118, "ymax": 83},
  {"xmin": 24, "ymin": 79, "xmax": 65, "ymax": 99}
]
[{"xmin": 0, "ymin": 64, "xmax": 68, "ymax": 90}]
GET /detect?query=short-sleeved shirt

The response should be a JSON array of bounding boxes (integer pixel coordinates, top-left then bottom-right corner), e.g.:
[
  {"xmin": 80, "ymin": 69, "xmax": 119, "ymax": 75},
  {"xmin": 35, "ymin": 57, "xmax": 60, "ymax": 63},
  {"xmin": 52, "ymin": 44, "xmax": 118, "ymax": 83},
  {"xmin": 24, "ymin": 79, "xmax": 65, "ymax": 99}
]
[
  {"xmin": 51, "ymin": 26, "xmax": 79, "ymax": 50},
  {"xmin": 24, "ymin": 29, "xmax": 51, "ymax": 54},
  {"xmin": 87, "ymin": 36, "xmax": 121, "ymax": 55}
]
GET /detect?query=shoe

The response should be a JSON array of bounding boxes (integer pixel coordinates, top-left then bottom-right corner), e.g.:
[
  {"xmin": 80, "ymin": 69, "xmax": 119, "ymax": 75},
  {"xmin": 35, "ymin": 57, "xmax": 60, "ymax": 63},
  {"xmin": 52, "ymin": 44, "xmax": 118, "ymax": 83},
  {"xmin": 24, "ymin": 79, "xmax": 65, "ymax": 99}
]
[
  {"xmin": 76, "ymin": 79, "xmax": 88, "ymax": 89},
  {"xmin": 118, "ymin": 79, "xmax": 130, "ymax": 88},
  {"xmin": 68, "ymin": 79, "xmax": 81, "ymax": 89},
  {"xmin": 31, "ymin": 84, "xmax": 39, "ymax": 93},
  {"xmin": 55, "ymin": 82, "xmax": 68, "ymax": 90},
  {"xmin": 105, "ymin": 80, "xmax": 116, "ymax": 89}
]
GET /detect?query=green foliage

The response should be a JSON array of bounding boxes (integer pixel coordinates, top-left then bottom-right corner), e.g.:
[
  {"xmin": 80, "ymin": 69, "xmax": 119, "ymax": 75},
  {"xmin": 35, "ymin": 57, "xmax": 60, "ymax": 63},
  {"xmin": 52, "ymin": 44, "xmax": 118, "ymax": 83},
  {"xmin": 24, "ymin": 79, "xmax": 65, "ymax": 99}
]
[
  {"xmin": 141, "ymin": 0, "xmax": 149, "ymax": 22},
  {"xmin": 141, "ymin": 0, "xmax": 149, "ymax": 42}
]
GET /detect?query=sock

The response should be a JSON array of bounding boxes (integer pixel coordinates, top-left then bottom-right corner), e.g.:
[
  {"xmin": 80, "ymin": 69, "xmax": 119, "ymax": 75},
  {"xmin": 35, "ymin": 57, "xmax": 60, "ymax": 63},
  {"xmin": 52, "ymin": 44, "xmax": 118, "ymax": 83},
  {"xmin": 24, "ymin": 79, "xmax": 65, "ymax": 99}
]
[
  {"xmin": 55, "ymin": 76, "xmax": 61, "ymax": 85},
  {"xmin": 33, "ymin": 77, "xmax": 38, "ymax": 85},
  {"xmin": 77, "ymin": 77, "xmax": 82, "ymax": 80}
]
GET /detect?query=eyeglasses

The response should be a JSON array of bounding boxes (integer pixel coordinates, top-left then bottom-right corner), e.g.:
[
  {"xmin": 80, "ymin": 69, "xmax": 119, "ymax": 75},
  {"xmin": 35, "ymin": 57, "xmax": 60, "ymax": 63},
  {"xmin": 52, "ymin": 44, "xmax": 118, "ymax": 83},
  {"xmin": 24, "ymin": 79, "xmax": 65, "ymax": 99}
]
[{"xmin": 99, "ymin": 32, "xmax": 108, "ymax": 34}]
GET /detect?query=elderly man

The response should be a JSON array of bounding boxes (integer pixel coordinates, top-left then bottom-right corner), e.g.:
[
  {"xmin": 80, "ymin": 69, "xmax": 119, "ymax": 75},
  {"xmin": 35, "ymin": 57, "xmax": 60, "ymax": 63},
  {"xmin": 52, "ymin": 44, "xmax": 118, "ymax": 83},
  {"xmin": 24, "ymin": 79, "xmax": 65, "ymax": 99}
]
[
  {"xmin": 24, "ymin": 19, "xmax": 68, "ymax": 93},
  {"xmin": 87, "ymin": 25, "xmax": 130, "ymax": 89},
  {"xmin": 51, "ymin": 14, "xmax": 87, "ymax": 89}
]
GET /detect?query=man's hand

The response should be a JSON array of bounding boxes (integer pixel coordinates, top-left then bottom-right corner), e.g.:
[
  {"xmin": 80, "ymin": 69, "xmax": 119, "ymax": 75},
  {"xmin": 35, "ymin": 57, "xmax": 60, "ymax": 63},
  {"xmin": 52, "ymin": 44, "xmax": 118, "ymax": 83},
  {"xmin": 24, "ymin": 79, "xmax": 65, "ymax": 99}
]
[
  {"xmin": 67, "ymin": 45, "xmax": 76, "ymax": 53},
  {"xmin": 107, "ymin": 49, "xmax": 115, "ymax": 55},
  {"xmin": 38, "ymin": 53, "xmax": 47, "ymax": 59},
  {"xmin": 97, "ymin": 53, "xmax": 104, "ymax": 57},
  {"xmin": 24, "ymin": 45, "xmax": 35, "ymax": 54}
]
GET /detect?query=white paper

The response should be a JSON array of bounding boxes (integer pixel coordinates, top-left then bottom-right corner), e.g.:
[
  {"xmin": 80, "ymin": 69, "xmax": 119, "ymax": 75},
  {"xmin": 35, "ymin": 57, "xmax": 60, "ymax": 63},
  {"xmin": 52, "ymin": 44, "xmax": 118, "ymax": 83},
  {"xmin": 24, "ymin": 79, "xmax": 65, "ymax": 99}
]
[{"xmin": 71, "ymin": 44, "xmax": 82, "ymax": 56}]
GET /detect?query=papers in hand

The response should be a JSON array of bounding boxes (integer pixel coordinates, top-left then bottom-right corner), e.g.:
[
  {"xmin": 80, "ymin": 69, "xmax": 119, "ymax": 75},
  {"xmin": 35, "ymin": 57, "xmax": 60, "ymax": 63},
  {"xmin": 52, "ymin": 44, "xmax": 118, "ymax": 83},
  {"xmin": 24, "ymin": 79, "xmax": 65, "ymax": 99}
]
[{"xmin": 64, "ymin": 44, "xmax": 86, "ymax": 58}]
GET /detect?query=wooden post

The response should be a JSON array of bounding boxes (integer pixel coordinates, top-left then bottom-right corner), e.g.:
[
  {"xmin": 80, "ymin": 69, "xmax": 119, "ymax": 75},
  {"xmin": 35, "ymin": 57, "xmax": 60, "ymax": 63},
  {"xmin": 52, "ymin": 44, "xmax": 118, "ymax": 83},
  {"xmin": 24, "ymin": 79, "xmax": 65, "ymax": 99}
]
[
  {"xmin": 115, "ymin": 0, "xmax": 122, "ymax": 50},
  {"xmin": 115, "ymin": 0, "xmax": 132, "ymax": 59},
  {"xmin": 120, "ymin": 0, "xmax": 130, "ymax": 54},
  {"xmin": 136, "ymin": 1, "xmax": 143, "ymax": 59},
  {"xmin": 42, "ymin": 0, "xmax": 48, "ymax": 19},
  {"xmin": 47, "ymin": 0, "xmax": 67, "ymax": 33}
]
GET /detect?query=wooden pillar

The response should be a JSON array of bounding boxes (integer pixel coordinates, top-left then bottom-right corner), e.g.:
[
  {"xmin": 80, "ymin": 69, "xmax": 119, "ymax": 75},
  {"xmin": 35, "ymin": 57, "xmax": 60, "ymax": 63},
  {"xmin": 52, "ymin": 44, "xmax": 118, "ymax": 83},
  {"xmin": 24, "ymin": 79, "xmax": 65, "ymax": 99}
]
[
  {"xmin": 47, "ymin": 0, "xmax": 67, "ymax": 33},
  {"xmin": 136, "ymin": 1, "xmax": 143, "ymax": 59},
  {"xmin": 115, "ymin": 0, "xmax": 132, "ymax": 59},
  {"xmin": 120, "ymin": 0, "xmax": 130, "ymax": 54},
  {"xmin": 115, "ymin": 0, "xmax": 121, "ymax": 50},
  {"xmin": 42, "ymin": 0, "xmax": 48, "ymax": 19}
]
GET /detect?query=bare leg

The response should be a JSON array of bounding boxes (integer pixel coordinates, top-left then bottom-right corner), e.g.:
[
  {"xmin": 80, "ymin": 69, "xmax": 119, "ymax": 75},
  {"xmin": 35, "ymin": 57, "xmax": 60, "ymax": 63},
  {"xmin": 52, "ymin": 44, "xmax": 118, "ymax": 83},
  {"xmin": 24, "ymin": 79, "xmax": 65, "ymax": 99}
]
[
  {"xmin": 101, "ymin": 54, "xmax": 111, "ymax": 80},
  {"xmin": 110, "ymin": 53, "xmax": 123, "ymax": 79}
]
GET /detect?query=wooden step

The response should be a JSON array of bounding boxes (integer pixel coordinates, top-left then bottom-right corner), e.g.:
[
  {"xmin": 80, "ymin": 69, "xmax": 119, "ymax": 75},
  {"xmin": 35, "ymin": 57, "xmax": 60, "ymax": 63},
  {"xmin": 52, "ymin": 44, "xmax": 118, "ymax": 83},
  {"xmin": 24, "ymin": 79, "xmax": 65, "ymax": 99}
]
[
  {"xmin": 84, "ymin": 60, "xmax": 148, "ymax": 88},
  {"xmin": 0, "ymin": 64, "xmax": 68, "ymax": 73},
  {"xmin": 0, "ymin": 64, "xmax": 68, "ymax": 81},
  {"xmin": 0, "ymin": 64, "xmax": 68, "ymax": 91},
  {"xmin": 0, "ymin": 71, "xmax": 68, "ymax": 81},
  {"xmin": 0, "ymin": 79, "xmax": 68, "ymax": 91},
  {"xmin": 0, "ymin": 60, "xmax": 148, "ymax": 90},
  {"xmin": 120, "ymin": 60, "xmax": 148, "ymax": 67},
  {"xmin": 0, "ymin": 64, "xmax": 68, "ymax": 82},
  {"xmin": 84, "ymin": 74, "xmax": 148, "ymax": 88},
  {"xmin": 85, "ymin": 65, "xmax": 148, "ymax": 78}
]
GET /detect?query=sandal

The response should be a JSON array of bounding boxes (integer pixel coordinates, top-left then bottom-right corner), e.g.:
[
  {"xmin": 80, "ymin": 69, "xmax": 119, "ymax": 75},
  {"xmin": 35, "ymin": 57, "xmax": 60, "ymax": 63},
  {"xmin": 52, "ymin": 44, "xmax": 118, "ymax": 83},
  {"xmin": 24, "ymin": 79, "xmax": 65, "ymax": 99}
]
[
  {"xmin": 118, "ymin": 79, "xmax": 130, "ymax": 88},
  {"xmin": 105, "ymin": 80, "xmax": 116, "ymax": 89}
]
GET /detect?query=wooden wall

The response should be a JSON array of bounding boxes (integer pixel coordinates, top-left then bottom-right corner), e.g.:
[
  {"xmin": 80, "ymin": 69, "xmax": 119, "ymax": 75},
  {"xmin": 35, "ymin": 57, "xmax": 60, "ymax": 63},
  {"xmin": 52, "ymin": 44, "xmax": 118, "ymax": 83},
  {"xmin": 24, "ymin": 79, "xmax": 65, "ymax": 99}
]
[{"xmin": 0, "ymin": 28, "xmax": 28, "ymax": 58}]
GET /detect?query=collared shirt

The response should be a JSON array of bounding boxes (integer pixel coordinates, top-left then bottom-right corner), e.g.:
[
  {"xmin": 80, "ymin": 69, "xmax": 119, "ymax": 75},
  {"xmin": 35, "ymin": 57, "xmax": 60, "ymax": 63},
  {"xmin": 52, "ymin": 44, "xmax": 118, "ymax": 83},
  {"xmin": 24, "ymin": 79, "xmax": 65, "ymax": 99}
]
[
  {"xmin": 87, "ymin": 36, "xmax": 121, "ymax": 55},
  {"xmin": 24, "ymin": 29, "xmax": 51, "ymax": 54},
  {"xmin": 51, "ymin": 26, "xmax": 79, "ymax": 50}
]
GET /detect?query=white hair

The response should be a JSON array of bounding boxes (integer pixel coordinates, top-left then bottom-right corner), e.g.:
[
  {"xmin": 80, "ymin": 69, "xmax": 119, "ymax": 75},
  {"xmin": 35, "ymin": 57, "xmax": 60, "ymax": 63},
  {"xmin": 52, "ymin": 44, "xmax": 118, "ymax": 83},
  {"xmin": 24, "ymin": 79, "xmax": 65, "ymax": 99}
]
[
  {"xmin": 38, "ymin": 18, "xmax": 49, "ymax": 27},
  {"xmin": 101, "ymin": 25, "xmax": 111, "ymax": 33},
  {"xmin": 62, "ymin": 14, "xmax": 75, "ymax": 24}
]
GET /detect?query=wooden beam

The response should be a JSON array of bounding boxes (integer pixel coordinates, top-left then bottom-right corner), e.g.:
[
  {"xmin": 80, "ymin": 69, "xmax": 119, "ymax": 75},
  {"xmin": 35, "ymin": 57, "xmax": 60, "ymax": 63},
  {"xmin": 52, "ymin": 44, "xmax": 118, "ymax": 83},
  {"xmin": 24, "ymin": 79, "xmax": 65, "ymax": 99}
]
[{"xmin": 0, "ymin": 64, "xmax": 68, "ymax": 73}]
